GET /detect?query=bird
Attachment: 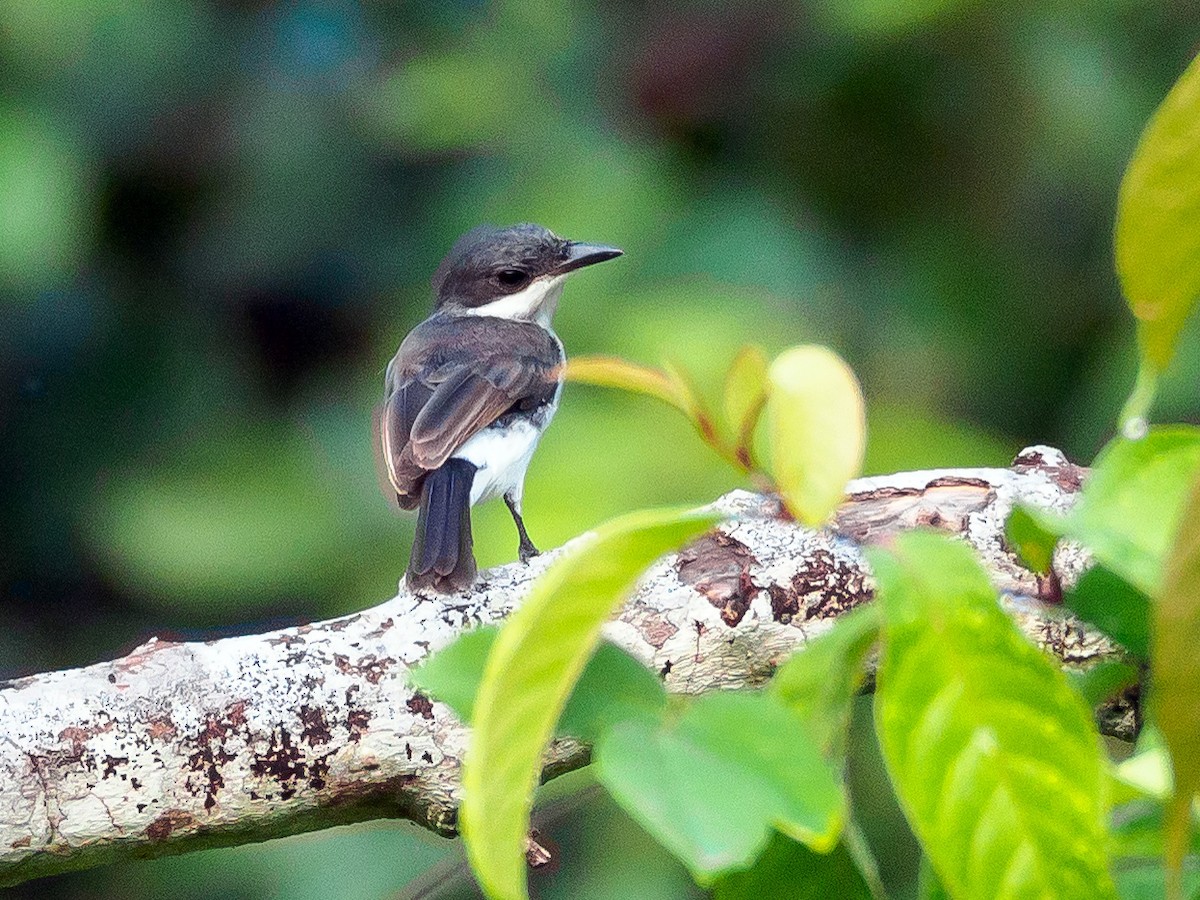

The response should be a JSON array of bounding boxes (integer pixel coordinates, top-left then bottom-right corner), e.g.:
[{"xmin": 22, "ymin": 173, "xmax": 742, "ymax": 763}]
[{"xmin": 374, "ymin": 223, "xmax": 622, "ymax": 593}]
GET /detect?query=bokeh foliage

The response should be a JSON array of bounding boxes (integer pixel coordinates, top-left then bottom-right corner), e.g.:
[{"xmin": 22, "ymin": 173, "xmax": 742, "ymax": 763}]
[{"xmin": 2, "ymin": 0, "xmax": 1199, "ymax": 897}]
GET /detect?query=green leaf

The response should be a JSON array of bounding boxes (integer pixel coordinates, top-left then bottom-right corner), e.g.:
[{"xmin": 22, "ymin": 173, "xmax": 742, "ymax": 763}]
[
  {"xmin": 1070, "ymin": 428, "xmax": 1200, "ymax": 596},
  {"xmin": 1065, "ymin": 567, "xmax": 1152, "ymax": 659},
  {"xmin": 713, "ymin": 833, "xmax": 872, "ymax": 900},
  {"xmin": 1113, "ymin": 859, "xmax": 1200, "ymax": 900},
  {"xmin": 1153, "ymin": 473, "xmax": 1200, "ymax": 892},
  {"xmin": 1113, "ymin": 741, "xmax": 1172, "ymax": 805},
  {"xmin": 557, "ymin": 641, "xmax": 667, "ymax": 741},
  {"xmin": 769, "ymin": 605, "xmax": 880, "ymax": 763},
  {"xmin": 1115, "ymin": 51, "xmax": 1200, "ymax": 375},
  {"xmin": 594, "ymin": 691, "xmax": 845, "ymax": 882},
  {"xmin": 870, "ymin": 532, "xmax": 1116, "ymax": 900},
  {"xmin": 408, "ymin": 626, "xmax": 499, "ymax": 723},
  {"xmin": 459, "ymin": 507, "xmax": 719, "ymax": 900},
  {"xmin": 722, "ymin": 345, "xmax": 770, "ymax": 444},
  {"xmin": 918, "ymin": 854, "xmax": 951, "ymax": 900},
  {"xmin": 1005, "ymin": 504, "xmax": 1061, "ymax": 575},
  {"xmin": 1021, "ymin": 427, "xmax": 1200, "ymax": 598},
  {"xmin": 1067, "ymin": 659, "xmax": 1140, "ymax": 709},
  {"xmin": 767, "ymin": 345, "xmax": 866, "ymax": 526},
  {"xmin": 410, "ymin": 631, "xmax": 666, "ymax": 742},
  {"xmin": 1111, "ymin": 800, "xmax": 1200, "ymax": 860}
]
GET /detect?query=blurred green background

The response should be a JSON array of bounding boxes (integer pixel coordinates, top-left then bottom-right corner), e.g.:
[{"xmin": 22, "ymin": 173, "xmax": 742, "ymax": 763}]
[{"xmin": 1, "ymin": 0, "xmax": 1198, "ymax": 897}]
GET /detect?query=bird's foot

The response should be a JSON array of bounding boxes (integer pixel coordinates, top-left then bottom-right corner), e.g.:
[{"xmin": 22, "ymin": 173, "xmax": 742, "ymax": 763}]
[{"xmin": 518, "ymin": 538, "xmax": 540, "ymax": 564}]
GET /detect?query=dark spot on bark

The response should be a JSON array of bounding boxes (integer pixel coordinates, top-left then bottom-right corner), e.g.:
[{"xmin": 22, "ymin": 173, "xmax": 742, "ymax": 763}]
[
  {"xmin": 57, "ymin": 726, "xmax": 97, "ymax": 759},
  {"xmin": 184, "ymin": 703, "xmax": 244, "ymax": 811},
  {"xmin": 326, "ymin": 614, "xmax": 361, "ymax": 632},
  {"xmin": 766, "ymin": 550, "xmax": 873, "ymax": 623},
  {"xmin": 347, "ymin": 708, "xmax": 371, "ymax": 742},
  {"xmin": 266, "ymin": 632, "xmax": 307, "ymax": 648},
  {"xmin": 1037, "ymin": 570, "xmax": 1063, "ymax": 605},
  {"xmin": 794, "ymin": 549, "xmax": 872, "ymax": 619},
  {"xmin": 145, "ymin": 810, "xmax": 195, "ymax": 843},
  {"xmin": 421, "ymin": 751, "xmax": 433, "ymax": 763},
  {"xmin": 1012, "ymin": 449, "xmax": 1086, "ymax": 492},
  {"xmin": 846, "ymin": 485, "xmax": 922, "ymax": 503},
  {"xmin": 10, "ymin": 836, "xmax": 30, "ymax": 849},
  {"xmin": 299, "ymin": 705, "xmax": 332, "ymax": 747},
  {"xmin": 676, "ymin": 530, "xmax": 760, "ymax": 626},
  {"xmin": 407, "ymin": 693, "xmax": 435, "ymax": 720},
  {"xmin": 917, "ymin": 509, "xmax": 944, "ymax": 528},
  {"xmin": 924, "ymin": 476, "xmax": 992, "ymax": 490},
  {"xmin": 334, "ymin": 653, "xmax": 393, "ymax": 684},
  {"xmin": 406, "ymin": 743, "xmax": 413, "ymax": 760},
  {"xmin": 660, "ymin": 659, "xmax": 673, "ymax": 678},
  {"xmin": 131, "ymin": 776, "xmax": 142, "ymax": 790},
  {"xmin": 107, "ymin": 673, "xmax": 116, "ymax": 684},
  {"xmin": 136, "ymin": 803, "xmax": 147, "ymax": 813},
  {"xmin": 768, "ymin": 583, "xmax": 800, "ymax": 624},
  {"xmin": 365, "ymin": 617, "xmax": 395, "ymax": 638},
  {"xmin": 250, "ymin": 727, "xmax": 306, "ymax": 790},
  {"xmin": 307, "ymin": 752, "xmax": 333, "ymax": 791},
  {"xmin": 101, "ymin": 755, "xmax": 129, "ymax": 779},
  {"xmin": 147, "ymin": 717, "xmax": 176, "ymax": 742}
]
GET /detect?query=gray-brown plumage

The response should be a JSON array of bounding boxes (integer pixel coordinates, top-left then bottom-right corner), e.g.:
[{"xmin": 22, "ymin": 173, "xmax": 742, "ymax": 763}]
[
  {"xmin": 375, "ymin": 224, "xmax": 621, "ymax": 593},
  {"xmin": 378, "ymin": 315, "xmax": 564, "ymax": 509}
]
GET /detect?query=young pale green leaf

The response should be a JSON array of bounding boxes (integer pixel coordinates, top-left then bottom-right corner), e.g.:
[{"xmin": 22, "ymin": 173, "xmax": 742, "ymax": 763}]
[
  {"xmin": 1153, "ymin": 473, "xmax": 1200, "ymax": 889},
  {"xmin": 594, "ymin": 691, "xmax": 845, "ymax": 882},
  {"xmin": 722, "ymin": 345, "xmax": 770, "ymax": 443},
  {"xmin": 410, "ymin": 630, "xmax": 666, "ymax": 742},
  {"xmin": 661, "ymin": 357, "xmax": 707, "ymax": 425},
  {"xmin": 870, "ymin": 532, "xmax": 1116, "ymax": 900},
  {"xmin": 1005, "ymin": 504, "xmax": 1062, "ymax": 575},
  {"xmin": 1115, "ymin": 51, "xmax": 1200, "ymax": 375},
  {"xmin": 766, "ymin": 345, "xmax": 866, "ymax": 525},
  {"xmin": 459, "ymin": 507, "xmax": 719, "ymax": 900},
  {"xmin": 565, "ymin": 355, "xmax": 696, "ymax": 418},
  {"xmin": 713, "ymin": 833, "xmax": 873, "ymax": 900},
  {"xmin": 1065, "ymin": 567, "xmax": 1152, "ymax": 659},
  {"xmin": 769, "ymin": 605, "xmax": 880, "ymax": 763}
]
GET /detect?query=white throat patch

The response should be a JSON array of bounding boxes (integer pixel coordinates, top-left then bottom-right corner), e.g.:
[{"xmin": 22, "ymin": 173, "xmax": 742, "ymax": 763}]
[{"xmin": 460, "ymin": 274, "xmax": 567, "ymax": 328}]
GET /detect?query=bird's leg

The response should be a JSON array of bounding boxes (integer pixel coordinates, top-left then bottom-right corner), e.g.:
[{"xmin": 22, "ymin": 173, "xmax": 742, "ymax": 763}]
[{"xmin": 504, "ymin": 493, "xmax": 540, "ymax": 563}]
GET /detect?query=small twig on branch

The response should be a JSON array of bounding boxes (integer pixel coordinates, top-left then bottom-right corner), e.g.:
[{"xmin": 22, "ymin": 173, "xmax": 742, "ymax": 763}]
[{"xmin": 0, "ymin": 446, "xmax": 1126, "ymax": 887}]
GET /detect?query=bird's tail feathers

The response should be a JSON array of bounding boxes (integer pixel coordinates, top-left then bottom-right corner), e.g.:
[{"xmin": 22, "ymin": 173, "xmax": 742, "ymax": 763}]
[{"xmin": 407, "ymin": 459, "xmax": 477, "ymax": 593}]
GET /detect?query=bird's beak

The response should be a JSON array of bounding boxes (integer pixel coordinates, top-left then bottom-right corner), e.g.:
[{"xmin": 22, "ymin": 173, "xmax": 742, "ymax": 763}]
[{"xmin": 555, "ymin": 241, "xmax": 623, "ymax": 275}]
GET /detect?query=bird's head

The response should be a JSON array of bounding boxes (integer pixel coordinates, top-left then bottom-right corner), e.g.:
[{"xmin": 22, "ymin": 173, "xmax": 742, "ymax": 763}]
[{"xmin": 432, "ymin": 223, "xmax": 622, "ymax": 325}]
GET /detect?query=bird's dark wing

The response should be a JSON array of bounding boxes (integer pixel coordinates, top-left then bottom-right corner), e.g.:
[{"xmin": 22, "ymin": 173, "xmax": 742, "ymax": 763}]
[
  {"xmin": 376, "ymin": 316, "xmax": 562, "ymax": 507},
  {"xmin": 375, "ymin": 380, "xmax": 435, "ymax": 508}
]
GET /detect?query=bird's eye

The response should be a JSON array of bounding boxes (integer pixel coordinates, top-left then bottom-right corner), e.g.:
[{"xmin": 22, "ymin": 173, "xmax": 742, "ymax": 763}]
[{"xmin": 496, "ymin": 269, "xmax": 528, "ymax": 287}]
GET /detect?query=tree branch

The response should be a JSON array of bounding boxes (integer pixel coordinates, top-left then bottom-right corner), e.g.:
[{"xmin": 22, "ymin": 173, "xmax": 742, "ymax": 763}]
[{"xmin": 0, "ymin": 447, "xmax": 1126, "ymax": 887}]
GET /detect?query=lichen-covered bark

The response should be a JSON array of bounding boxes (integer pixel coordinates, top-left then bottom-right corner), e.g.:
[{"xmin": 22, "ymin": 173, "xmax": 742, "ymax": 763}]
[{"xmin": 0, "ymin": 448, "xmax": 1125, "ymax": 886}]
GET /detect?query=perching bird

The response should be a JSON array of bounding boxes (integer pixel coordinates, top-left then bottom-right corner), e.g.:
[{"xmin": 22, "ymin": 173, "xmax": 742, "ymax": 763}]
[{"xmin": 375, "ymin": 224, "xmax": 622, "ymax": 593}]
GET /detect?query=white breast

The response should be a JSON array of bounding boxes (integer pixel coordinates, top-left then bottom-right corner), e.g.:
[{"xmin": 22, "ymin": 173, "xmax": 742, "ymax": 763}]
[
  {"xmin": 450, "ymin": 324, "xmax": 564, "ymax": 509},
  {"xmin": 453, "ymin": 402, "xmax": 557, "ymax": 508}
]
